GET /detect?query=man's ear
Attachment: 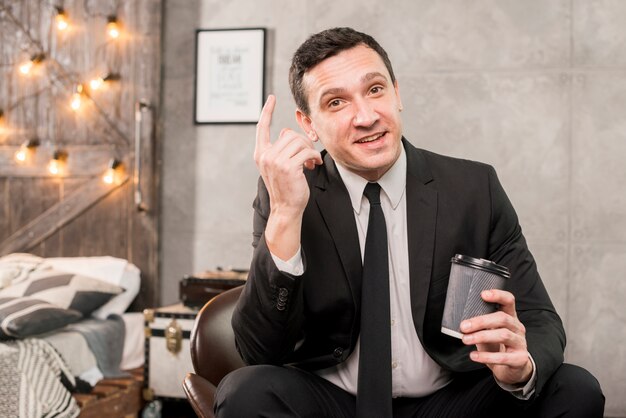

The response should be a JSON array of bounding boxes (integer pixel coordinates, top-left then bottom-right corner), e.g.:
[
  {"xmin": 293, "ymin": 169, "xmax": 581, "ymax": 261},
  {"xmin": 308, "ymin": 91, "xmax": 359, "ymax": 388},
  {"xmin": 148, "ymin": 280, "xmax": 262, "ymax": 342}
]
[
  {"xmin": 296, "ymin": 109, "xmax": 317, "ymax": 141},
  {"xmin": 394, "ymin": 80, "xmax": 403, "ymax": 112}
]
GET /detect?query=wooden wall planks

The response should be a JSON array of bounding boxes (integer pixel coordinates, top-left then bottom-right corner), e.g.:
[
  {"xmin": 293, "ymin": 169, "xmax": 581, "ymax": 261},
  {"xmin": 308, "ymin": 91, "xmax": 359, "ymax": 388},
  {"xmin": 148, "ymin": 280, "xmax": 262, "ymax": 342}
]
[{"xmin": 0, "ymin": 0, "xmax": 162, "ymax": 310}]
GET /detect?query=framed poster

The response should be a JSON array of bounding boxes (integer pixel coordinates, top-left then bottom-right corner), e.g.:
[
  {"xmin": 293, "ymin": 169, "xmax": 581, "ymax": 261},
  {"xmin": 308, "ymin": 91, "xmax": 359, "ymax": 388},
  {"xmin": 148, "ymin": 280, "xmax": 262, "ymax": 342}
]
[{"xmin": 194, "ymin": 28, "xmax": 266, "ymax": 124}]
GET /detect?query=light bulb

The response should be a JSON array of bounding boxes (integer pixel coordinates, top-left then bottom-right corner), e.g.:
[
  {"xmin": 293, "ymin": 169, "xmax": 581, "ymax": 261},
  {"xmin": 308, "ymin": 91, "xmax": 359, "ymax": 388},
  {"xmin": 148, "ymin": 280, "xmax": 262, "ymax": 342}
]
[
  {"xmin": 14, "ymin": 148, "xmax": 27, "ymax": 162},
  {"xmin": 48, "ymin": 159, "xmax": 60, "ymax": 175},
  {"xmin": 19, "ymin": 61, "xmax": 33, "ymax": 74},
  {"xmin": 18, "ymin": 54, "xmax": 44, "ymax": 76},
  {"xmin": 19, "ymin": 61, "xmax": 33, "ymax": 75},
  {"xmin": 103, "ymin": 169, "xmax": 114, "ymax": 184},
  {"xmin": 90, "ymin": 77, "xmax": 104, "ymax": 90},
  {"xmin": 13, "ymin": 139, "xmax": 39, "ymax": 164},
  {"xmin": 48, "ymin": 150, "xmax": 67, "ymax": 176},
  {"xmin": 102, "ymin": 159, "xmax": 123, "ymax": 185},
  {"xmin": 107, "ymin": 16, "xmax": 120, "ymax": 39},
  {"xmin": 89, "ymin": 73, "xmax": 120, "ymax": 91},
  {"xmin": 108, "ymin": 26, "xmax": 120, "ymax": 39},
  {"xmin": 56, "ymin": 9, "xmax": 69, "ymax": 31},
  {"xmin": 70, "ymin": 84, "xmax": 84, "ymax": 111},
  {"xmin": 70, "ymin": 92, "xmax": 82, "ymax": 110}
]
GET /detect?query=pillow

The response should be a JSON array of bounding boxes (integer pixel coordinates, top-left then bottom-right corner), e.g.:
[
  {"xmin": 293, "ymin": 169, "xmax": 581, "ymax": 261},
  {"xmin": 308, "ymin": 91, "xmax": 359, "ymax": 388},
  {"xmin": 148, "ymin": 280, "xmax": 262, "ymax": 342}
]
[
  {"xmin": 40, "ymin": 257, "xmax": 141, "ymax": 318},
  {"xmin": 0, "ymin": 296, "xmax": 82, "ymax": 340},
  {"xmin": 91, "ymin": 263, "xmax": 141, "ymax": 319},
  {"xmin": 41, "ymin": 256, "xmax": 127, "ymax": 287},
  {"xmin": 0, "ymin": 269, "xmax": 123, "ymax": 317}
]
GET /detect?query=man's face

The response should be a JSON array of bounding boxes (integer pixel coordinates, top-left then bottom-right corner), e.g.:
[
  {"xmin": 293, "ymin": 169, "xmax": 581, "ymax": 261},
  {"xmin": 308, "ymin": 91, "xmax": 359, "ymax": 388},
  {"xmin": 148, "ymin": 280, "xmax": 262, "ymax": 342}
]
[{"xmin": 297, "ymin": 44, "xmax": 403, "ymax": 182}]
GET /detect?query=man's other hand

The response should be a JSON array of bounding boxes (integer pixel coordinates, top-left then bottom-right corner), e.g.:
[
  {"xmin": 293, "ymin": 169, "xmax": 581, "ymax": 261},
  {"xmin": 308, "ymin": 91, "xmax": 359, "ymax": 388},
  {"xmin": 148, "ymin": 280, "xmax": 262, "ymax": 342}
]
[{"xmin": 460, "ymin": 289, "xmax": 534, "ymax": 386}]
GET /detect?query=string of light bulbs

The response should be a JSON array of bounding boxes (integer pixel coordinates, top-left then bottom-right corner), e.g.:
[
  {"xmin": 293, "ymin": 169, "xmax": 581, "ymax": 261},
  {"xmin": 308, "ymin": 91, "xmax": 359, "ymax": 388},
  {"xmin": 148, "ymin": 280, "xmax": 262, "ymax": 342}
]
[{"xmin": 2, "ymin": 3, "xmax": 128, "ymax": 183}]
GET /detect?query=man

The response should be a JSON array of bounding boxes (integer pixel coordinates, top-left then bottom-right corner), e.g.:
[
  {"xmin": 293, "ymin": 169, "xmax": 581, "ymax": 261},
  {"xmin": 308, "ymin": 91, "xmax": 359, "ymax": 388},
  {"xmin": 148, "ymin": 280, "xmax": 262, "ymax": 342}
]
[{"xmin": 215, "ymin": 27, "xmax": 604, "ymax": 417}]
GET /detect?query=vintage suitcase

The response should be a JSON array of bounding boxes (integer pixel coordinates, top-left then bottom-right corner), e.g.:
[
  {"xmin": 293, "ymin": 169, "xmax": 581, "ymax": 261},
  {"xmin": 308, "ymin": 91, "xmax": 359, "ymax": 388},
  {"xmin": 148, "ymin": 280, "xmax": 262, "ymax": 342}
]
[
  {"xmin": 143, "ymin": 303, "xmax": 198, "ymax": 401},
  {"xmin": 143, "ymin": 271, "xmax": 247, "ymax": 401},
  {"xmin": 179, "ymin": 269, "xmax": 247, "ymax": 308}
]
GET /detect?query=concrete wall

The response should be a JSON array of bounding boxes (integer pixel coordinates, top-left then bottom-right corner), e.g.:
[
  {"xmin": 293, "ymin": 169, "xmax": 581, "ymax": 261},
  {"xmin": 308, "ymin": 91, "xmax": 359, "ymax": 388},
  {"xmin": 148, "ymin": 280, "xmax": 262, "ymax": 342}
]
[{"xmin": 161, "ymin": 1, "xmax": 626, "ymax": 415}]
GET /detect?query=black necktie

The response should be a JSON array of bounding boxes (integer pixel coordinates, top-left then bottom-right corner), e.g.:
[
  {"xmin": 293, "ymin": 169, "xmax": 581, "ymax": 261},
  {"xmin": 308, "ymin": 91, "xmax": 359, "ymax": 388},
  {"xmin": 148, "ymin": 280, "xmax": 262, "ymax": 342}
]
[{"xmin": 356, "ymin": 182, "xmax": 392, "ymax": 418}]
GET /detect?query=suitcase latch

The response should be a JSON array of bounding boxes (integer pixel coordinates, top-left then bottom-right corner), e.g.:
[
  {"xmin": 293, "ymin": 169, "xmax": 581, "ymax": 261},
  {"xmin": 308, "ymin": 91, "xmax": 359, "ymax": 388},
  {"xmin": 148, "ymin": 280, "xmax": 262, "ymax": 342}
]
[
  {"xmin": 165, "ymin": 318, "xmax": 183, "ymax": 354},
  {"xmin": 143, "ymin": 308, "xmax": 155, "ymax": 323}
]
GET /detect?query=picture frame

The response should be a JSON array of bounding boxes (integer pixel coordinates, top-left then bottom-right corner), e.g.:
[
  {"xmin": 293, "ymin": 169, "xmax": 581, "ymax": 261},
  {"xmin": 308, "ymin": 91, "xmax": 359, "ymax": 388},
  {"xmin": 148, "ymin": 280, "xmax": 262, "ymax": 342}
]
[{"xmin": 194, "ymin": 28, "xmax": 266, "ymax": 124}]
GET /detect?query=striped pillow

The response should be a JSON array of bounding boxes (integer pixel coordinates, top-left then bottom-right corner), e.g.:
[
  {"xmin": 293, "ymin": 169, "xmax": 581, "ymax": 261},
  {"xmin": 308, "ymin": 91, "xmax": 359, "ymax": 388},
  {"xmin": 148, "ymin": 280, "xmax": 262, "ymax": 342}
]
[
  {"xmin": 0, "ymin": 296, "xmax": 82, "ymax": 339},
  {"xmin": 0, "ymin": 269, "xmax": 123, "ymax": 316}
]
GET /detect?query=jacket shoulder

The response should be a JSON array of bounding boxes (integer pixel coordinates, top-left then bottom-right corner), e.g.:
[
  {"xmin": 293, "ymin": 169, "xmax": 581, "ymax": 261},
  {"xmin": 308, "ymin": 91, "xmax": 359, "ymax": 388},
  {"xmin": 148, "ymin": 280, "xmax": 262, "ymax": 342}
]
[
  {"xmin": 419, "ymin": 148, "xmax": 493, "ymax": 173},
  {"xmin": 408, "ymin": 144, "xmax": 496, "ymax": 186}
]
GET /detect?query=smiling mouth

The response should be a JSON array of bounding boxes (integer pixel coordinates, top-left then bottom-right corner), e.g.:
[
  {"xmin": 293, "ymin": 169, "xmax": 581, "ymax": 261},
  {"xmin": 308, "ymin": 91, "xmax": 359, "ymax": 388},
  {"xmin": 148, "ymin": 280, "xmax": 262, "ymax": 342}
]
[{"xmin": 356, "ymin": 132, "xmax": 385, "ymax": 143}]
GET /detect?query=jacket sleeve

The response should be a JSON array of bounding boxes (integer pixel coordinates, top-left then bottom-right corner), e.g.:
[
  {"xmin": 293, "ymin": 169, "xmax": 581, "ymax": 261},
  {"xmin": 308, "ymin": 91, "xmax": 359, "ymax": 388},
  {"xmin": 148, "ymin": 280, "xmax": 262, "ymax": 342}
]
[
  {"xmin": 486, "ymin": 165, "xmax": 566, "ymax": 397},
  {"xmin": 231, "ymin": 176, "xmax": 307, "ymax": 365}
]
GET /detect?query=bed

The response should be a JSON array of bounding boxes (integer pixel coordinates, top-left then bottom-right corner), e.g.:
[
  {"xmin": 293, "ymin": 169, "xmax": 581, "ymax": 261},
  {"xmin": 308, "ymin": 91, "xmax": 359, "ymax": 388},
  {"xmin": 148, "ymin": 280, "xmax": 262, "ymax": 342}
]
[{"xmin": 0, "ymin": 253, "xmax": 146, "ymax": 418}]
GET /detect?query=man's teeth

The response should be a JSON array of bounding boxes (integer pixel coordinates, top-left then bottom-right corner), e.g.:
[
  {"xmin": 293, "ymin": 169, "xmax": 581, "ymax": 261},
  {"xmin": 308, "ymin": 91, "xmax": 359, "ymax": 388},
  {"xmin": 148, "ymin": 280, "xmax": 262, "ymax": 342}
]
[{"xmin": 357, "ymin": 133, "xmax": 384, "ymax": 143}]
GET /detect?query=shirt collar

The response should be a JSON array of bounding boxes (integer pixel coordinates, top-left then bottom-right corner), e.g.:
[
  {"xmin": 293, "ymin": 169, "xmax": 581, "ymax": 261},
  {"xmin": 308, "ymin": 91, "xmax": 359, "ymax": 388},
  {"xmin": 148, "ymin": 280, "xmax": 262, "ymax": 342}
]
[{"xmin": 335, "ymin": 145, "xmax": 406, "ymax": 214}]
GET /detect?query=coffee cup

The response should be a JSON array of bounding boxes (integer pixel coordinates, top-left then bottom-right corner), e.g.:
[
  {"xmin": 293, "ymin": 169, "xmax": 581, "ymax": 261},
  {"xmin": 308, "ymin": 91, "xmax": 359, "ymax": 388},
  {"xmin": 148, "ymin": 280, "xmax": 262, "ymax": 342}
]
[{"xmin": 441, "ymin": 254, "xmax": 510, "ymax": 339}]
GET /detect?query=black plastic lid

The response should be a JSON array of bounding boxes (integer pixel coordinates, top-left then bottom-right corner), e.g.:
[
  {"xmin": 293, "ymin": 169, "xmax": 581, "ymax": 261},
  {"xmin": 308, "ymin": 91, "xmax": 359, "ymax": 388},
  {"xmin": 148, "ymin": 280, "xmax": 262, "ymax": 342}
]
[{"xmin": 451, "ymin": 254, "xmax": 510, "ymax": 279}]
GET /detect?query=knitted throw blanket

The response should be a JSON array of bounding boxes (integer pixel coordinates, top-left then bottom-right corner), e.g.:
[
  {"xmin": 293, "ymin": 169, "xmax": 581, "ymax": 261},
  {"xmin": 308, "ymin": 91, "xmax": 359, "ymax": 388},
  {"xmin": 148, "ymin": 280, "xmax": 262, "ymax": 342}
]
[{"xmin": 0, "ymin": 338, "xmax": 79, "ymax": 418}]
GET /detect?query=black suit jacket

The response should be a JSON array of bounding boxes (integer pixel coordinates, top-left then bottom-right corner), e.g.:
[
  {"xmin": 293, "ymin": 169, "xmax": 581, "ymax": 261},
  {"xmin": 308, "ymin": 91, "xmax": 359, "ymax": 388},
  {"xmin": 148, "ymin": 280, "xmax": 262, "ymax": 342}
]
[{"xmin": 233, "ymin": 138, "xmax": 565, "ymax": 396}]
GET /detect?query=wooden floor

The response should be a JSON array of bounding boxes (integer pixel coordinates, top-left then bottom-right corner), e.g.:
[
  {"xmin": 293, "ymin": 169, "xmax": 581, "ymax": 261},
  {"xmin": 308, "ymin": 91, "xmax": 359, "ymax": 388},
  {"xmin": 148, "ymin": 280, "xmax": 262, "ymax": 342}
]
[{"xmin": 74, "ymin": 368, "xmax": 144, "ymax": 418}]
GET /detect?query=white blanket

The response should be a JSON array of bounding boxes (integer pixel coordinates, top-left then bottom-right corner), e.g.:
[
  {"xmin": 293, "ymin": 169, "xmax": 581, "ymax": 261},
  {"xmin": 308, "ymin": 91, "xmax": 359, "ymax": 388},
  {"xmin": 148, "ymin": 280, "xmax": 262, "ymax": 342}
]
[{"xmin": 0, "ymin": 253, "xmax": 43, "ymax": 289}]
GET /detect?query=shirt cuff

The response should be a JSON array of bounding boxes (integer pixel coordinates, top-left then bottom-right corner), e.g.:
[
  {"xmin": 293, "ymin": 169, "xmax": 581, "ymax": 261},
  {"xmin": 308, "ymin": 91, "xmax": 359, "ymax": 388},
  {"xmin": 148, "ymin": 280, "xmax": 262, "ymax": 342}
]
[
  {"xmin": 270, "ymin": 247, "xmax": 304, "ymax": 276},
  {"xmin": 495, "ymin": 353, "xmax": 537, "ymax": 400}
]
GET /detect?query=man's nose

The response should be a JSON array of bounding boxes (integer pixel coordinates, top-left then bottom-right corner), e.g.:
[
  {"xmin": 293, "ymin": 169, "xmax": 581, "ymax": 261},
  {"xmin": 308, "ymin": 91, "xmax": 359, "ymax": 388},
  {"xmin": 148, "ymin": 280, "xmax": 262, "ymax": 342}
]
[{"xmin": 352, "ymin": 99, "xmax": 379, "ymax": 127}]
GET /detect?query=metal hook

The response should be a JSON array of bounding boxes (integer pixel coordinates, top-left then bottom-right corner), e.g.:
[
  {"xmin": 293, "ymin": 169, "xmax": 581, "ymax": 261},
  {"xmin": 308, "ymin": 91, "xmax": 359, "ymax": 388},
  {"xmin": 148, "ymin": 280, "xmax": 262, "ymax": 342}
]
[{"xmin": 134, "ymin": 100, "xmax": 150, "ymax": 212}]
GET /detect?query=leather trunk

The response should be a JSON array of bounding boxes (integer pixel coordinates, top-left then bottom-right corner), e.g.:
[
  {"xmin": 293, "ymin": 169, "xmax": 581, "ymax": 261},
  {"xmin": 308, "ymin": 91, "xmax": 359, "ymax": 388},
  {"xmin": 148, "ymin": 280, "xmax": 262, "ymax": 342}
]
[{"xmin": 179, "ymin": 270, "xmax": 247, "ymax": 308}]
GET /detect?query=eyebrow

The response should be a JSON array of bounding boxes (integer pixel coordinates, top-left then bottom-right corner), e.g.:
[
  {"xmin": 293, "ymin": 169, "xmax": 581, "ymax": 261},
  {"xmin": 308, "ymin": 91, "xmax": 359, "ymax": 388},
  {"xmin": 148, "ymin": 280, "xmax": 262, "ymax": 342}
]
[
  {"xmin": 361, "ymin": 71, "xmax": 388, "ymax": 83},
  {"xmin": 317, "ymin": 72, "xmax": 389, "ymax": 107}
]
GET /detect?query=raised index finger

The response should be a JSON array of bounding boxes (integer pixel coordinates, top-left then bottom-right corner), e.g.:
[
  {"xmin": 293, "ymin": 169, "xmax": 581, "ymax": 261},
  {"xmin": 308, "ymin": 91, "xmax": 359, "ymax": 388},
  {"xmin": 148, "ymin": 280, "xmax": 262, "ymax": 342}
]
[{"xmin": 255, "ymin": 95, "xmax": 276, "ymax": 154}]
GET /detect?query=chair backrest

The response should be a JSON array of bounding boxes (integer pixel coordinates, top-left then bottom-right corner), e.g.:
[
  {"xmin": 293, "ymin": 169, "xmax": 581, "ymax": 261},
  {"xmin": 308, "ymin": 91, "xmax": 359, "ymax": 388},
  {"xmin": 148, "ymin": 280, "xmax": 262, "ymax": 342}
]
[{"xmin": 190, "ymin": 285, "xmax": 246, "ymax": 385}]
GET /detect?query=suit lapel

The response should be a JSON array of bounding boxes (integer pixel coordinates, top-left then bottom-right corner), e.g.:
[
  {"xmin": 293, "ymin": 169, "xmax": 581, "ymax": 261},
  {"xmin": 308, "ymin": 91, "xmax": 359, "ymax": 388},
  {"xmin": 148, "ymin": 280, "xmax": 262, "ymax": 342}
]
[
  {"xmin": 404, "ymin": 140, "xmax": 438, "ymax": 338},
  {"xmin": 314, "ymin": 153, "xmax": 363, "ymax": 307}
]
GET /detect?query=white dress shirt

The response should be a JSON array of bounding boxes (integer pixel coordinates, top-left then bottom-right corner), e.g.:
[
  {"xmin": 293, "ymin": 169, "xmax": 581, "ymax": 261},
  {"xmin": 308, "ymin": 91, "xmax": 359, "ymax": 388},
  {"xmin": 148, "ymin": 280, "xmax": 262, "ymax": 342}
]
[{"xmin": 271, "ymin": 146, "xmax": 536, "ymax": 399}]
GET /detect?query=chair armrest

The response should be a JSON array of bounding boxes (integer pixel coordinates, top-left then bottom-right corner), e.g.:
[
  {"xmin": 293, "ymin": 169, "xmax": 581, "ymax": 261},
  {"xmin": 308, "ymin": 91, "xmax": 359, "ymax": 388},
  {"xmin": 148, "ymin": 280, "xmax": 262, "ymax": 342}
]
[{"xmin": 183, "ymin": 372, "xmax": 217, "ymax": 418}]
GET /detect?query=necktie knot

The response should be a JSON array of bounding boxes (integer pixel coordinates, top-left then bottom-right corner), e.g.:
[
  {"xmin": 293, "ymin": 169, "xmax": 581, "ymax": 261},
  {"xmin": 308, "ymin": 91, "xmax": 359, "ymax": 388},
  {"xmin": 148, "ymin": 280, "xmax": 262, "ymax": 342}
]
[{"xmin": 363, "ymin": 182, "xmax": 381, "ymax": 206}]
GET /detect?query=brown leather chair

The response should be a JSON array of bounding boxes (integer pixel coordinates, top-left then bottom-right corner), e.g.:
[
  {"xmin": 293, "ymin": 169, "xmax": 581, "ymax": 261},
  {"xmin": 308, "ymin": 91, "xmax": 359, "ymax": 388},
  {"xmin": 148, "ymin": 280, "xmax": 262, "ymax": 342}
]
[{"xmin": 183, "ymin": 286, "xmax": 246, "ymax": 418}]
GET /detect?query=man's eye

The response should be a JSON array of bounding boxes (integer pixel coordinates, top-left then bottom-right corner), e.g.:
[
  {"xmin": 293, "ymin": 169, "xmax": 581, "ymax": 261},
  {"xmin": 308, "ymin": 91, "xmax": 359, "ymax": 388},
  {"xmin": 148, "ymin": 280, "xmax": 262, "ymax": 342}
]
[
  {"xmin": 370, "ymin": 86, "xmax": 383, "ymax": 94},
  {"xmin": 329, "ymin": 99, "xmax": 341, "ymax": 107}
]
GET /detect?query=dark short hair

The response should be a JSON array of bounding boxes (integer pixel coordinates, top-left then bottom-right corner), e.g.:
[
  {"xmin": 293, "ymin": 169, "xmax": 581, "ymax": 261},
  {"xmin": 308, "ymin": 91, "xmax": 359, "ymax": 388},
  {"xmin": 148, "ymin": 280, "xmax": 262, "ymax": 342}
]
[{"xmin": 289, "ymin": 27, "xmax": 396, "ymax": 115}]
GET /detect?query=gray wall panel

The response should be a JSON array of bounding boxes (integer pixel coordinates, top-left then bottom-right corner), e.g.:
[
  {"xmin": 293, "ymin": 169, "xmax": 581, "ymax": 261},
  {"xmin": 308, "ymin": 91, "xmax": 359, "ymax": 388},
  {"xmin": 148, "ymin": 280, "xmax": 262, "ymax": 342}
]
[{"xmin": 161, "ymin": 2, "xmax": 626, "ymax": 414}]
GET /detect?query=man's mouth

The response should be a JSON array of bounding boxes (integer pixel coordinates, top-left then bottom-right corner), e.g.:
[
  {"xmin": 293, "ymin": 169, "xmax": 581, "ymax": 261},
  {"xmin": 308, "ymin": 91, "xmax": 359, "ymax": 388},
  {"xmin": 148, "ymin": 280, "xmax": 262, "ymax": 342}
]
[{"xmin": 356, "ymin": 132, "xmax": 385, "ymax": 143}]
